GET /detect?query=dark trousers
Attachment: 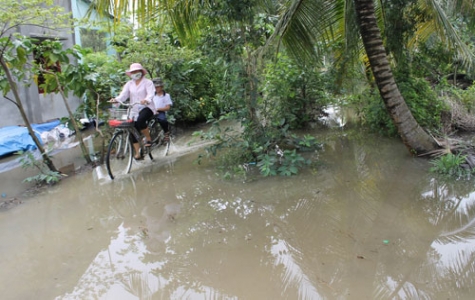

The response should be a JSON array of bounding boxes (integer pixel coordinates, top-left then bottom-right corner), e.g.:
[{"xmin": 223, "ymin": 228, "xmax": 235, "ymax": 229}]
[
  {"xmin": 131, "ymin": 107, "xmax": 153, "ymax": 143},
  {"xmin": 157, "ymin": 119, "xmax": 169, "ymax": 134}
]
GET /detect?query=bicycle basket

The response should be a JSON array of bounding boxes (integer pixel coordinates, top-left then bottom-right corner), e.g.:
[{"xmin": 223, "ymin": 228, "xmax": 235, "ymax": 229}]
[{"xmin": 108, "ymin": 108, "xmax": 134, "ymax": 128}]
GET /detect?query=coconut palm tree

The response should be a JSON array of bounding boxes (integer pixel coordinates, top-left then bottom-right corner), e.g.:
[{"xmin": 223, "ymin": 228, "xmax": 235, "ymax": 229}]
[
  {"xmin": 270, "ymin": 0, "xmax": 475, "ymax": 155},
  {"xmin": 353, "ymin": 0, "xmax": 439, "ymax": 154}
]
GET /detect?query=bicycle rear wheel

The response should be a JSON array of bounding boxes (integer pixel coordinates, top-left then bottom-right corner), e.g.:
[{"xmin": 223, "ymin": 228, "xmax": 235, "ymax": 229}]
[
  {"xmin": 149, "ymin": 118, "xmax": 163, "ymax": 146},
  {"xmin": 106, "ymin": 131, "xmax": 133, "ymax": 179},
  {"xmin": 150, "ymin": 123, "xmax": 171, "ymax": 158}
]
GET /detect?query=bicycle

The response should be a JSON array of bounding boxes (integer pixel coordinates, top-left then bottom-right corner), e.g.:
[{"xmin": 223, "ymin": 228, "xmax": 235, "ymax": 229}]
[{"xmin": 106, "ymin": 103, "xmax": 170, "ymax": 180}]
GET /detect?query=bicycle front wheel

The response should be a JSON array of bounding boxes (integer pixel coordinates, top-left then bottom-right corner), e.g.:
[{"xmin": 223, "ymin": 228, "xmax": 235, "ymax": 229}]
[{"xmin": 106, "ymin": 131, "xmax": 133, "ymax": 179}]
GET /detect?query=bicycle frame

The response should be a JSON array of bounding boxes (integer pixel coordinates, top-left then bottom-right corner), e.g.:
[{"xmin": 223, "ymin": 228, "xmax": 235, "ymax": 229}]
[
  {"xmin": 106, "ymin": 107, "xmax": 169, "ymax": 179},
  {"xmin": 108, "ymin": 103, "xmax": 149, "ymax": 146},
  {"xmin": 113, "ymin": 122, "xmax": 157, "ymax": 153}
]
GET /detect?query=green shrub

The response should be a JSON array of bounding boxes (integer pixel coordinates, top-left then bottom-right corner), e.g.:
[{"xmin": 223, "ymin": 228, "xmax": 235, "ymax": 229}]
[
  {"xmin": 18, "ymin": 151, "xmax": 62, "ymax": 185},
  {"xmin": 194, "ymin": 116, "xmax": 318, "ymax": 178},
  {"xmin": 397, "ymin": 76, "xmax": 446, "ymax": 130},
  {"xmin": 114, "ymin": 27, "xmax": 223, "ymax": 124},
  {"xmin": 430, "ymin": 153, "xmax": 471, "ymax": 178},
  {"xmin": 360, "ymin": 76, "xmax": 447, "ymax": 136},
  {"xmin": 447, "ymin": 85, "xmax": 475, "ymax": 113},
  {"xmin": 260, "ymin": 54, "xmax": 328, "ymax": 129}
]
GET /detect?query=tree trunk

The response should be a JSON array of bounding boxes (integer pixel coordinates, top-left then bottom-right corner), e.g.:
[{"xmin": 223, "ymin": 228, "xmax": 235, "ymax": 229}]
[
  {"xmin": 353, "ymin": 0, "xmax": 439, "ymax": 155},
  {"xmin": 0, "ymin": 58, "xmax": 58, "ymax": 172},
  {"xmin": 50, "ymin": 71, "xmax": 92, "ymax": 165}
]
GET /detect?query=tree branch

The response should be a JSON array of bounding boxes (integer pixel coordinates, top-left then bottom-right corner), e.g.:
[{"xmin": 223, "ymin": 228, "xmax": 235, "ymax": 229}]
[
  {"xmin": 0, "ymin": 34, "xmax": 13, "ymax": 58},
  {"xmin": 3, "ymin": 95, "xmax": 20, "ymax": 108}
]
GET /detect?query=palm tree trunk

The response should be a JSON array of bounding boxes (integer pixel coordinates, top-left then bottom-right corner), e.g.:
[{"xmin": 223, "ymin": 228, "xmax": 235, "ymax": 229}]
[{"xmin": 353, "ymin": 0, "xmax": 439, "ymax": 155}]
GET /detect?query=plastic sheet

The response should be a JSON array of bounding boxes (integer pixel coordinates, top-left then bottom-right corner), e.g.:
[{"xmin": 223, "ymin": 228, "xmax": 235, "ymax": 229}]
[{"xmin": 0, "ymin": 120, "xmax": 61, "ymax": 157}]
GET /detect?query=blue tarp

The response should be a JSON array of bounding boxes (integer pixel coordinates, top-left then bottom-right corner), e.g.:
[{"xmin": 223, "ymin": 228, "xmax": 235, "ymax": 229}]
[{"xmin": 0, "ymin": 120, "xmax": 61, "ymax": 157}]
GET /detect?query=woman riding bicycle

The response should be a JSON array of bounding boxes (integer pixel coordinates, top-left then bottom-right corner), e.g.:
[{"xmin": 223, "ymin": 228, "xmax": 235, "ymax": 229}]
[{"xmin": 110, "ymin": 63, "xmax": 155, "ymax": 160}]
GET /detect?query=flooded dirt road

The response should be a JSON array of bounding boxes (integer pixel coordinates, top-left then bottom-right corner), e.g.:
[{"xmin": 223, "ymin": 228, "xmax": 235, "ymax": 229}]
[{"xmin": 1, "ymin": 126, "xmax": 475, "ymax": 299}]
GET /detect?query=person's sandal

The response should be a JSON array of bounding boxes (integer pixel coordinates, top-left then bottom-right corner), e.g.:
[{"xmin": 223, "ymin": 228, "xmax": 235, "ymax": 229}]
[{"xmin": 144, "ymin": 140, "xmax": 152, "ymax": 147}]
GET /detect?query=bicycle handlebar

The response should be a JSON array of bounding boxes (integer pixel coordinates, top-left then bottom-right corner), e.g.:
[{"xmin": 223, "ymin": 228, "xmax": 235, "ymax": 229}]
[{"xmin": 108, "ymin": 100, "xmax": 141, "ymax": 107}]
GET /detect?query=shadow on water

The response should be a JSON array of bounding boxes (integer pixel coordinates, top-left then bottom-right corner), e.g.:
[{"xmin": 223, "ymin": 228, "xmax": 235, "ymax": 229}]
[{"xmin": 1, "ymin": 123, "xmax": 475, "ymax": 299}]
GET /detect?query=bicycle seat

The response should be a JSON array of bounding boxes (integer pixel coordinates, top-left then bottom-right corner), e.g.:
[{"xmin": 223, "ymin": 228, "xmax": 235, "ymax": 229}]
[{"xmin": 108, "ymin": 119, "xmax": 134, "ymax": 127}]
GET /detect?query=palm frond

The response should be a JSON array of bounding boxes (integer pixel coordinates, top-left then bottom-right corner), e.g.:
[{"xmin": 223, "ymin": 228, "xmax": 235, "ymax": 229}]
[
  {"xmin": 89, "ymin": 0, "xmax": 204, "ymax": 45},
  {"xmin": 162, "ymin": 0, "xmax": 204, "ymax": 46},
  {"xmin": 413, "ymin": 0, "xmax": 475, "ymax": 70},
  {"xmin": 267, "ymin": 0, "xmax": 345, "ymax": 62},
  {"xmin": 443, "ymin": 0, "xmax": 475, "ymax": 27},
  {"xmin": 330, "ymin": 0, "xmax": 365, "ymax": 75},
  {"xmin": 89, "ymin": 0, "xmax": 133, "ymax": 24}
]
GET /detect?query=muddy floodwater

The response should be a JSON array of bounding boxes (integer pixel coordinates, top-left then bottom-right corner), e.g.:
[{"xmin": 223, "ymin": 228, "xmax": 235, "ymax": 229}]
[{"xmin": 1, "ymin": 125, "xmax": 475, "ymax": 300}]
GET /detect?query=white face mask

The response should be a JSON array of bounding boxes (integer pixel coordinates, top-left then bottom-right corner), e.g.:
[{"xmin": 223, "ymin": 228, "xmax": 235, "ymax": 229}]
[{"xmin": 131, "ymin": 72, "xmax": 143, "ymax": 81}]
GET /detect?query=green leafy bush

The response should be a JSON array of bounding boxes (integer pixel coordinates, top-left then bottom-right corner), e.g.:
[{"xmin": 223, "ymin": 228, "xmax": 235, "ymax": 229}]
[
  {"xmin": 447, "ymin": 85, "xmax": 475, "ymax": 113},
  {"xmin": 360, "ymin": 76, "xmax": 447, "ymax": 136},
  {"xmin": 257, "ymin": 149, "xmax": 309, "ymax": 176},
  {"xmin": 260, "ymin": 54, "xmax": 328, "ymax": 129},
  {"xmin": 194, "ymin": 116, "xmax": 318, "ymax": 178},
  {"xmin": 397, "ymin": 76, "xmax": 446, "ymax": 130},
  {"xmin": 430, "ymin": 153, "xmax": 471, "ymax": 178},
  {"xmin": 75, "ymin": 49, "xmax": 125, "ymax": 120},
  {"xmin": 18, "ymin": 151, "xmax": 62, "ymax": 185},
  {"xmin": 113, "ymin": 27, "xmax": 223, "ymax": 123}
]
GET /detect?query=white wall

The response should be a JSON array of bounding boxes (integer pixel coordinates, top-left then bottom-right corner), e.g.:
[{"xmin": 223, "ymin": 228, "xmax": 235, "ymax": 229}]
[{"xmin": 0, "ymin": 1, "xmax": 81, "ymax": 128}]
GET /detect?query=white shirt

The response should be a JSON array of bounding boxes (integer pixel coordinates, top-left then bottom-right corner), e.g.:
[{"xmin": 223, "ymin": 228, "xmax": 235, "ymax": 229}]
[
  {"xmin": 115, "ymin": 78, "xmax": 155, "ymax": 120},
  {"xmin": 152, "ymin": 92, "xmax": 173, "ymax": 112}
]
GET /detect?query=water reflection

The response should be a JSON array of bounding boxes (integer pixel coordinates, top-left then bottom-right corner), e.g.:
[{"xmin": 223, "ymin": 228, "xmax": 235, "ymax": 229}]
[{"xmin": 1, "ymin": 128, "xmax": 475, "ymax": 299}]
